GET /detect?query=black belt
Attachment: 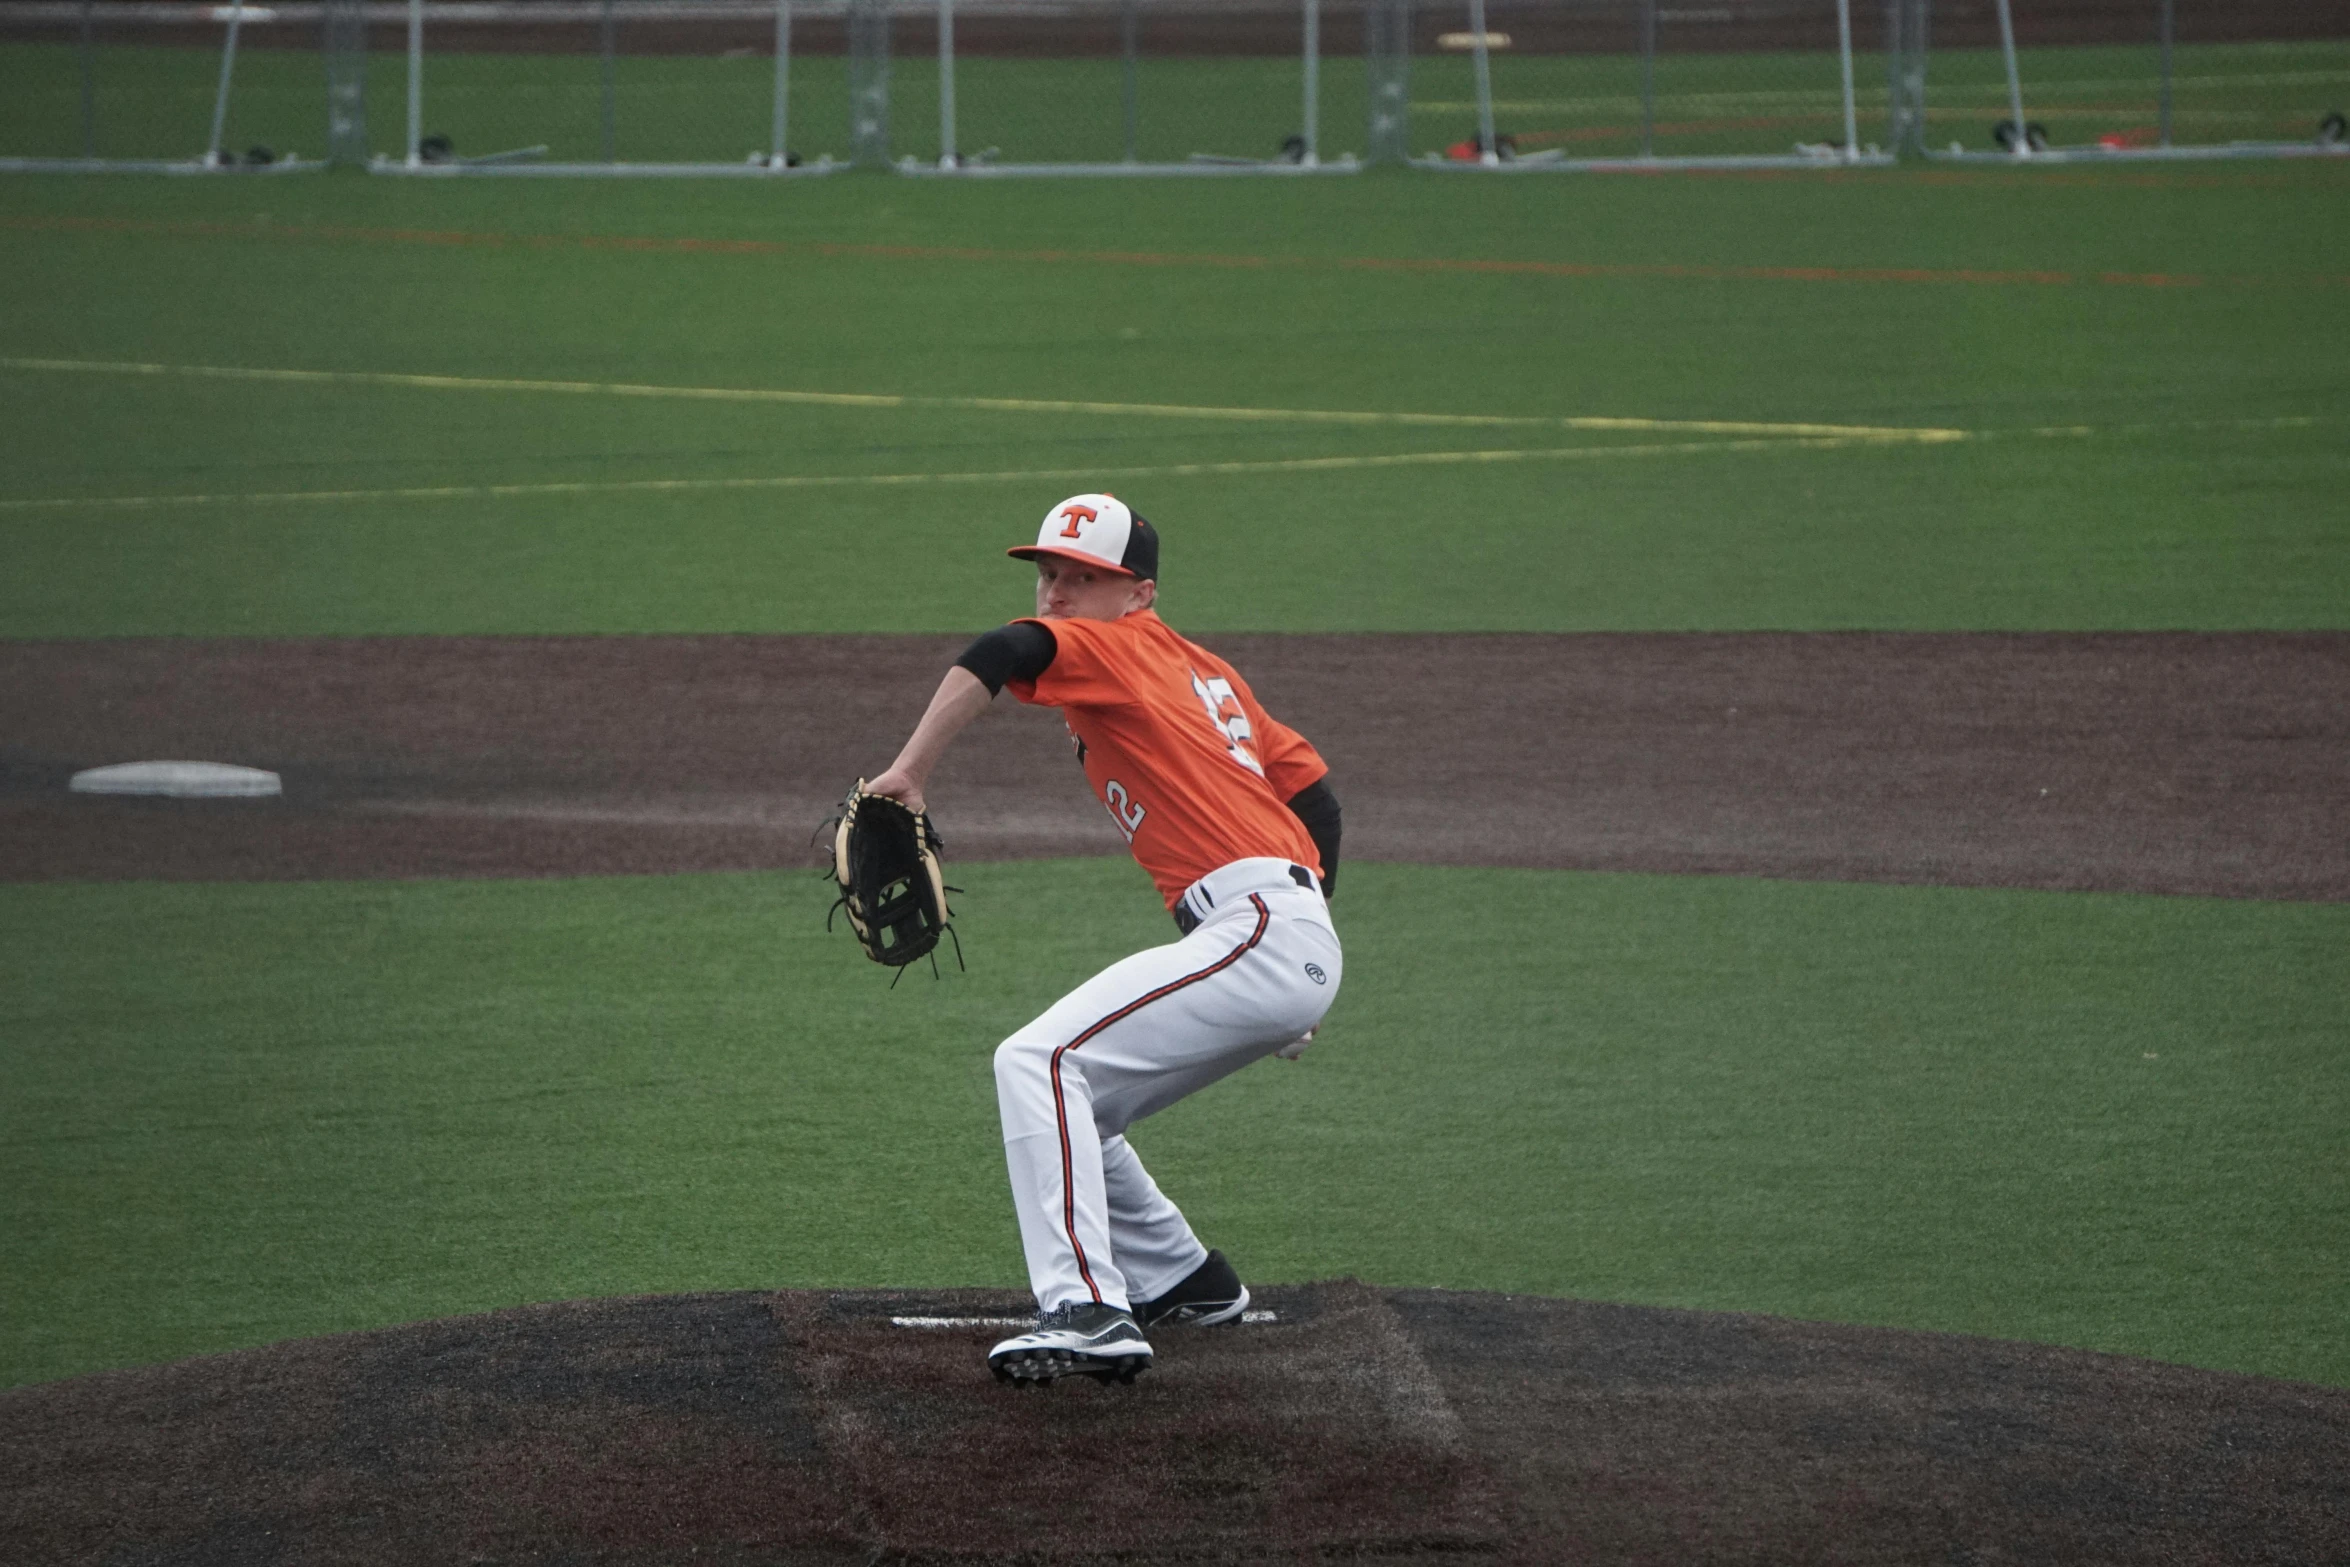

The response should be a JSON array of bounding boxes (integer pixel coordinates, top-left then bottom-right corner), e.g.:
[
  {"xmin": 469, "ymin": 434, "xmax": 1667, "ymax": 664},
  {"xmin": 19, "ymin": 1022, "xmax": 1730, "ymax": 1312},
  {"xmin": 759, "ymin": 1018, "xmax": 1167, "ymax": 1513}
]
[{"xmin": 1172, "ymin": 864, "xmax": 1316, "ymax": 936}]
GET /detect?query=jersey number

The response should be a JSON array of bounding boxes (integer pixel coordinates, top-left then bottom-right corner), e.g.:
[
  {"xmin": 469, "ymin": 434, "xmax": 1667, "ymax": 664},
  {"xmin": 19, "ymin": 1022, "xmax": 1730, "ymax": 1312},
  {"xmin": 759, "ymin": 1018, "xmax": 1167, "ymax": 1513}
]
[
  {"xmin": 1190, "ymin": 672, "xmax": 1265, "ymax": 777},
  {"xmin": 1103, "ymin": 779, "xmax": 1147, "ymax": 843}
]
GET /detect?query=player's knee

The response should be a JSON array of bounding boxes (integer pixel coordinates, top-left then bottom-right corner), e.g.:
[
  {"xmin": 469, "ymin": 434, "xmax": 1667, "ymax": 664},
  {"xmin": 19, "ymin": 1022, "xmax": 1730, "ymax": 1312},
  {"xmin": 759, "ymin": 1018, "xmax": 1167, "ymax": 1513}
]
[{"xmin": 993, "ymin": 1032, "xmax": 1056, "ymax": 1094}]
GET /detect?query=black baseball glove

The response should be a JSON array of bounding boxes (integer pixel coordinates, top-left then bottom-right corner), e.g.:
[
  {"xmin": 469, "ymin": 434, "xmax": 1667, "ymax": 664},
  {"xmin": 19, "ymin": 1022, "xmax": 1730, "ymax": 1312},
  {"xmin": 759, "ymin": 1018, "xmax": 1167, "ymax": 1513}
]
[{"xmin": 826, "ymin": 779, "xmax": 959, "ymax": 977}]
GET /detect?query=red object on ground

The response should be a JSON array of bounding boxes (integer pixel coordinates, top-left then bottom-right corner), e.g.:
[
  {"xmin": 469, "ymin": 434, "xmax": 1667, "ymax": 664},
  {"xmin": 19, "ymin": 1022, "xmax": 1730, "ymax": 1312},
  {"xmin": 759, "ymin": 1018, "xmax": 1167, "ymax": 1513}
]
[{"xmin": 1446, "ymin": 139, "xmax": 1482, "ymax": 161}]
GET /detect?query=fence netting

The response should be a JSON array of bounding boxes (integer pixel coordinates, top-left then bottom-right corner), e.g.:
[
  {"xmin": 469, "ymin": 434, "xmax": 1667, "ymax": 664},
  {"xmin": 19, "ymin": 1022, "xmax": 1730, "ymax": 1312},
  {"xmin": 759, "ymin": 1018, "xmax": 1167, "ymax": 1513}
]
[
  {"xmin": 1896, "ymin": 0, "xmax": 2347, "ymax": 157},
  {"xmin": 0, "ymin": 0, "xmax": 2342, "ymax": 169}
]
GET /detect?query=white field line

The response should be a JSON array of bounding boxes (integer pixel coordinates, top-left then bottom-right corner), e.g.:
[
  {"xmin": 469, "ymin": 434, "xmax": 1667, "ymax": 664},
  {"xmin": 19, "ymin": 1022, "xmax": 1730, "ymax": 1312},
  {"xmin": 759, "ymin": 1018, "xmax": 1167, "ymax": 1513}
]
[
  {"xmin": 0, "ymin": 414, "xmax": 2320, "ymax": 518},
  {"xmin": 0, "ymin": 357, "xmax": 1966, "ymax": 443},
  {"xmin": 0, "ymin": 436, "xmax": 1942, "ymax": 515},
  {"xmin": 891, "ymin": 1311, "xmax": 1279, "ymax": 1327}
]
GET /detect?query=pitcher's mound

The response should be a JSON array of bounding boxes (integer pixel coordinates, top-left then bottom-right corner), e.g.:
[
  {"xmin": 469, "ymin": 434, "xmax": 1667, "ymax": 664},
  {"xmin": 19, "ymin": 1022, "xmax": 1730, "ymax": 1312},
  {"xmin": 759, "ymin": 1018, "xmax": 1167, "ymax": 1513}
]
[{"xmin": 5, "ymin": 1282, "xmax": 2346, "ymax": 1564}]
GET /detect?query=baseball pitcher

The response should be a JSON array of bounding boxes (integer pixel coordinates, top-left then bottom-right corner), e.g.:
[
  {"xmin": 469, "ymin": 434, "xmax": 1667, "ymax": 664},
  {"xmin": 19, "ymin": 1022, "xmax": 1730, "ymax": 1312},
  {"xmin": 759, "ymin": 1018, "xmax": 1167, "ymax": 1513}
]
[{"xmin": 865, "ymin": 494, "xmax": 1344, "ymax": 1385}]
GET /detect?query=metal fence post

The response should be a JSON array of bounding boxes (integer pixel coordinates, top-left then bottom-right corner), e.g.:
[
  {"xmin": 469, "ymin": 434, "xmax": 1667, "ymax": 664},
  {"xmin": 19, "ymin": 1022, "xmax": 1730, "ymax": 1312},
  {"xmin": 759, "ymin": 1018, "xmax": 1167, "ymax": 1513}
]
[
  {"xmin": 1887, "ymin": 0, "xmax": 1927, "ymax": 161},
  {"xmin": 1993, "ymin": 0, "xmax": 2029, "ymax": 156},
  {"xmin": 1364, "ymin": 0, "xmax": 1410, "ymax": 165},
  {"xmin": 205, "ymin": 0, "xmax": 248, "ymax": 166},
  {"xmin": 1120, "ymin": 0, "xmax": 1139, "ymax": 163},
  {"xmin": 938, "ymin": 0, "xmax": 956, "ymax": 166},
  {"xmin": 848, "ymin": 0, "xmax": 891, "ymax": 168},
  {"xmin": 405, "ymin": 0, "xmax": 422, "ymax": 166},
  {"xmin": 1836, "ymin": 0, "xmax": 1857, "ymax": 161},
  {"xmin": 1466, "ymin": 0, "xmax": 1497, "ymax": 163},
  {"xmin": 2158, "ymin": 0, "xmax": 2175, "ymax": 148},
  {"xmin": 1639, "ymin": 0, "xmax": 1656, "ymax": 158},
  {"xmin": 1301, "ymin": 0, "xmax": 1320, "ymax": 165},
  {"xmin": 324, "ymin": 0, "xmax": 369, "ymax": 167},
  {"xmin": 771, "ymin": 0, "xmax": 791, "ymax": 165}
]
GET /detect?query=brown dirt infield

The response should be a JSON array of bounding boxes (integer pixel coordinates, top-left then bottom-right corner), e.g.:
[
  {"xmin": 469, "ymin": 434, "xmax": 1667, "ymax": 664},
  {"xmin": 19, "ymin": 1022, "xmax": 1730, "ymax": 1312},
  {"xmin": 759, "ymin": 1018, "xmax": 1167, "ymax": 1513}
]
[
  {"xmin": 5, "ymin": 631, "xmax": 2346, "ymax": 900},
  {"xmin": 4, "ymin": 1282, "xmax": 2346, "ymax": 1565}
]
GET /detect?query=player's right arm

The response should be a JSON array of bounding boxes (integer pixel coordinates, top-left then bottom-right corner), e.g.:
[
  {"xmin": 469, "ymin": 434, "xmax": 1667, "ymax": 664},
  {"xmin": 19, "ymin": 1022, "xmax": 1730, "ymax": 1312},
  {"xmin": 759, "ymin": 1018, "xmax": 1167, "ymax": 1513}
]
[
  {"xmin": 867, "ymin": 623, "xmax": 1061, "ymax": 810},
  {"xmin": 866, "ymin": 666, "xmax": 989, "ymax": 813}
]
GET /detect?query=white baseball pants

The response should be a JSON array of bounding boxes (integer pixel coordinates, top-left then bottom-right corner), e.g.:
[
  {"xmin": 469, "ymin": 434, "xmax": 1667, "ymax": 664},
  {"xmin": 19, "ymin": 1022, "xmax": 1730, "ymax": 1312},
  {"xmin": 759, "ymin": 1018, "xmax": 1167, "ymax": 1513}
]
[{"xmin": 993, "ymin": 858, "xmax": 1342, "ymax": 1315}]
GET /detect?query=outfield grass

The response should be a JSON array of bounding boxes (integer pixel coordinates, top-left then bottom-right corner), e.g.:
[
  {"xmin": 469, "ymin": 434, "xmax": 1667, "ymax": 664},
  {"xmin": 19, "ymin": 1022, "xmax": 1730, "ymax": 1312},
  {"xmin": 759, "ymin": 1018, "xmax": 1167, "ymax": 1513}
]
[
  {"xmin": 3, "ymin": 51, "xmax": 2344, "ymax": 1401},
  {"xmin": 4, "ymin": 156, "xmax": 2346, "ymax": 635},
  {"xmin": 4, "ymin": 860, "xmax": 2343, "ymax": 1392}
]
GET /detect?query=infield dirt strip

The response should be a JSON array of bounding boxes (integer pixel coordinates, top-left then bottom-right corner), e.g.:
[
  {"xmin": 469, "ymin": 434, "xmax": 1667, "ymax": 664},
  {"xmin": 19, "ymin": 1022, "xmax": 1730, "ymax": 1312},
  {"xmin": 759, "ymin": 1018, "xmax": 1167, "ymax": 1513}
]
[{"xmin": 4, "ymin": 632, "xmax": 2345, "ymax": 899}]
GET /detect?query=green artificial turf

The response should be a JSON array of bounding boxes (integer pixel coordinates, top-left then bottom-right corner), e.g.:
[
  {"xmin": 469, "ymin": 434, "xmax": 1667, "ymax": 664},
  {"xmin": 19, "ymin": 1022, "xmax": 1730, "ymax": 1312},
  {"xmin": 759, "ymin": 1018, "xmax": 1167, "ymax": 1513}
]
[
  {"xmin": 4, "ymin": 152, "xmax": 2347, "ymax": 636},
  {"xmin": 4, "ymin": 860, "xmax": 2344, "ymax": 1391}
]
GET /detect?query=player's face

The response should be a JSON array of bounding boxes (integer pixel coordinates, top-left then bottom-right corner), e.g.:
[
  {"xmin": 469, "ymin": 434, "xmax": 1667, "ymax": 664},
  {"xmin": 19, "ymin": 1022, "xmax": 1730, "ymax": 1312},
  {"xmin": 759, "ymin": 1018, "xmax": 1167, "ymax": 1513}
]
[{"xmin": 1035, "ymin": 558, "xmax": 1154, "ymax": 621}]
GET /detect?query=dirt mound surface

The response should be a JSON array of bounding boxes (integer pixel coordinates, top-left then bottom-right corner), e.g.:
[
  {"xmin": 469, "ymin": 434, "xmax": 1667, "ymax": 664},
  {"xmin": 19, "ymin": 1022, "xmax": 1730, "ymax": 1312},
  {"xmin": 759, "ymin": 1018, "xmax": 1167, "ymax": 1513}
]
[
  {"xmin": 5, "ymin": 1283, "xmax": 2345, "ymax": 1565},
  {"xmin": 5, "ymin": 632, "xmax": 2346, "ymax": 900}
]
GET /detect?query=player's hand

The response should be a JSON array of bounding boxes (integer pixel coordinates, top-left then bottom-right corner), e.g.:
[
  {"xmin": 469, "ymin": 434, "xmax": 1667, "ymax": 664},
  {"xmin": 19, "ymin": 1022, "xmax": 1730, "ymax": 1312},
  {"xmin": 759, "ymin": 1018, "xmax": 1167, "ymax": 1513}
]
[
  {"xmin": 1274, "ymin": 1026, "xmax": 1317, "ymax": 1062},
  {"xmin": 865, "ymin": 768, "xmax": 925, "ymax": 813}
]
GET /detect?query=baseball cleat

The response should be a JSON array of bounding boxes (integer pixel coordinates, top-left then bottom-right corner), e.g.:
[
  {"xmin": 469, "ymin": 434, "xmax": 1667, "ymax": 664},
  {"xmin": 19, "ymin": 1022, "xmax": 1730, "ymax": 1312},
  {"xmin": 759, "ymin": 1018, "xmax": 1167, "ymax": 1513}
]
[
  {"xmin": 988, "ymin": 1303, "xmax": 1154, "ymax": 1385},
  {"xmin": 1133, "ymin": 1248, "xmax": 1250, "ymax": 1329}
]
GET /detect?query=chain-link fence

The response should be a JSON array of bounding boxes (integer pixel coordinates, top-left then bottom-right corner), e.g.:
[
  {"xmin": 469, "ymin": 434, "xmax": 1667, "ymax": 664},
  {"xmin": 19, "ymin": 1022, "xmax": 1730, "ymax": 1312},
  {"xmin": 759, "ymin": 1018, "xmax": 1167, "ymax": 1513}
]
[
  {"xmin": 1, "ymin": 0, "xmax": 2343, "ymax": 173},
  {"xmin": 1892, "ymin": 0, "xmax": 2350, "ymax": 159}
]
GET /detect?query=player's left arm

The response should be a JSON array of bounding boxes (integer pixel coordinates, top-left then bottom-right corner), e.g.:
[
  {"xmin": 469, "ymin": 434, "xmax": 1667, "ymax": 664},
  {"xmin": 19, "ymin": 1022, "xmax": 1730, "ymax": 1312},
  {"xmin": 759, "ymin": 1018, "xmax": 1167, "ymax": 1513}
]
[
  {"xmin": 1283, "ymin": 775, "xmax": 1341, "ymax": 898},
  {"xmin": 1228, "ymin": 677, "xmax": 1341, "ymax": 897}
]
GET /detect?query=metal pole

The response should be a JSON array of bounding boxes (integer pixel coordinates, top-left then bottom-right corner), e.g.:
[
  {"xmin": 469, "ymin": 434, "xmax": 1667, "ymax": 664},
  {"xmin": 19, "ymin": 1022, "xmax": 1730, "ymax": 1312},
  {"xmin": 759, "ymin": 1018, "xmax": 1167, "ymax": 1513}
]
[
  {"xmin": 848, "ymin": 0, "xmax": 891, "ymax": 168},
  {"xmin": 600, "ymin": 0, "xmax": 617, "ymax": 162},
  {"xmin": 1467, "ymin": 0, "xmax": 1497, "ymax": 163},
  {"xmin": 1993, "ymin": 0, "xmax": 2028, "ymax": 156},
  {"xmin": 1885, "ymin": 0, "xmax": 1901, "ymax": 152},
  {"xmin": 406, "ymin": 0, "xmax": 422, "ymax": 166},
  {"xmin": 2157, "ymin": 0, "xmax": 2174, "ymax": 148},
  {"xmin": 938, "ymin": 0, "xmax": 956, "ymax": 166},
  {"xmin": 205, "ymin": 0, "xmax": 246, "ymax": 166},
  {"xmin": 78, "ymin": 0, "xmax": 96, "ymax": 158},
  {"xmin": 771, "ymin": 0, "xmax": 791, "ymax": 165},
  {"xmin": 1120, "ymin": 0, "xmax": 1138, "ymax": 163},
  {"xmin": 1639, "ymin": 0, "xmax": 1655, "ymax": 158},
  {"xmin": 1835, "ymin": 0, "xmax": 1857, "ymax": 161},
  {"xmin": 1301, "ymin": 0, "xmax": 1319, "ymax": 164}
]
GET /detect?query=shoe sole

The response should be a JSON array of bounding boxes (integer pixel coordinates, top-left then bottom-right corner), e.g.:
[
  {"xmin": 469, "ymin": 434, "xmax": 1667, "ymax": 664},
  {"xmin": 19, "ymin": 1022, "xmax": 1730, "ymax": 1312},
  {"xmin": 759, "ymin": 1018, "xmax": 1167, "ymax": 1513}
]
[
  {"xmin": 1142, "ymin": 1282, "xmax": 1250, "ymax": 1330},
  {"xmin": 989, "ymin": 1347, "xmax": 1152, "ymax": 1386}
]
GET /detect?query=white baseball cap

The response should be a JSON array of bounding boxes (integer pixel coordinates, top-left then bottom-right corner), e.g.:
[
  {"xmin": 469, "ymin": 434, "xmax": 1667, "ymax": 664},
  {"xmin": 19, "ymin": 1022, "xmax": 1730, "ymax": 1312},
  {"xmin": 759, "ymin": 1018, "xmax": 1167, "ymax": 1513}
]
[{"xmin": 1008, "ymin": 493, "xmax": 1160, "ymax": 580}]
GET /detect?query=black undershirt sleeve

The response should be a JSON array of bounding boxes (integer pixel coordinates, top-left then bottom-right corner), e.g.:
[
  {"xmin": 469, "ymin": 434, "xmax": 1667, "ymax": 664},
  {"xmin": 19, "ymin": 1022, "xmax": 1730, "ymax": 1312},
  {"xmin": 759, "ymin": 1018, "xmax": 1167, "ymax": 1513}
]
[
  {"xmin": 954, "ymin": 620, "xmax": 1058, "ymax": 696},
  {"xmin": 1285, "ymin": 776, "xmax": 1342, "ymax": 898}
]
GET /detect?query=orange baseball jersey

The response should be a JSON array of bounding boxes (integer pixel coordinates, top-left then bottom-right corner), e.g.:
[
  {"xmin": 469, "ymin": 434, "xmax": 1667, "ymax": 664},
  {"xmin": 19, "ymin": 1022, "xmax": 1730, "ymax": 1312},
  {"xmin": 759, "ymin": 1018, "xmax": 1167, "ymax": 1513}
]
[{"xmin": 1005, "ymin": 610, "xmax": 1329, "ymax": 908}]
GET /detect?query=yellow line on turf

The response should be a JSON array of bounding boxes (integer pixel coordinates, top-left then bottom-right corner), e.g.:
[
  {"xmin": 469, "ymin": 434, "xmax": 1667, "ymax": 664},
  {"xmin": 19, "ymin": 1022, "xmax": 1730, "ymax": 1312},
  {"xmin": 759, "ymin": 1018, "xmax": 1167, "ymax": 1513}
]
[
  {"xmin": 0, "ymin": 356, "xmax": 1968, "ymax": 444},
  {"xmin": 0, "ymin": 437, "xmax": 1904, "ymax": 515}
]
